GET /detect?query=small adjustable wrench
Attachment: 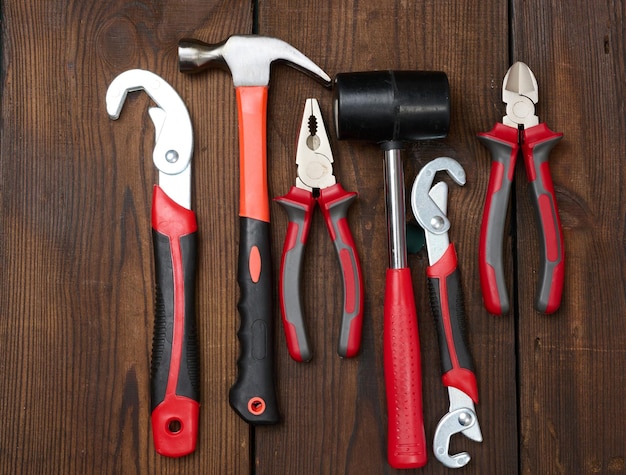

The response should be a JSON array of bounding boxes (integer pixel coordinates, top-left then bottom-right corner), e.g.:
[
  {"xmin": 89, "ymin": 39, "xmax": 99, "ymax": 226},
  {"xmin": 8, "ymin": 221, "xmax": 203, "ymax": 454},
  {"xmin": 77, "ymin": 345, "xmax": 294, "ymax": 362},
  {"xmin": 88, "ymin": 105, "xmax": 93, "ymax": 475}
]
[
  {"xmin": 411, "ymin": 157, "xmax": 482, "ymax": 468},
  {"xmin": 106, "ymin": 70, "xmax": 199, "ymax": 457}
]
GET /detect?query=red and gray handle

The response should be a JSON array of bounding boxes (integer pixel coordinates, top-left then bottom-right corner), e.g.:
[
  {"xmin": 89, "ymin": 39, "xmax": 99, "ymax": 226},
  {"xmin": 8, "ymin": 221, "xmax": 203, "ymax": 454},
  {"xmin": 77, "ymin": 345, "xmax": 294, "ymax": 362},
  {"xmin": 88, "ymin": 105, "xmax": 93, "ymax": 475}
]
[
  {"xmin": 427, "ymin": 243, "xmax": 478, "ymax": 403},
  {"xmin": 276, "ymin": 184, "xmax": 363, "ymax": 362},
  {"xmin": 478, "ymin": 122, "xmax": 564, "ymax": 315},
  {"xmin": 522, "ymin": 123, "xmax": 564, "ymax": 314},
  {"xmin": 477, "ymin": 123, "xmax": 519, "ymax": 315},
  {"xmin": 150, "ymin": 185, "xmax": 199, "ymax": 457}
]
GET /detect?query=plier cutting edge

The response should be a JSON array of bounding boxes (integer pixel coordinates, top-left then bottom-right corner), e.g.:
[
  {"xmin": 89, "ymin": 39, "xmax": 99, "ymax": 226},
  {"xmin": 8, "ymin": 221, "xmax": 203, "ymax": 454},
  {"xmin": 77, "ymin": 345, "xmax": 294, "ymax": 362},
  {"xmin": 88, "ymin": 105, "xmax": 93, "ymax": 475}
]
[
  {"xmin": 411, "ymin": 157, "xmax": 482, "ymax": 468},
  {"xmin": 106, "ymin": 70, "xmax": 199, "ymax": 457},
  {"xmin": 478, "ymin": 62, "xmax": 564, "ymax": 315},
  {"xmin": 276, "ymin": 98, "xmax": 364, "ymax": 362}
]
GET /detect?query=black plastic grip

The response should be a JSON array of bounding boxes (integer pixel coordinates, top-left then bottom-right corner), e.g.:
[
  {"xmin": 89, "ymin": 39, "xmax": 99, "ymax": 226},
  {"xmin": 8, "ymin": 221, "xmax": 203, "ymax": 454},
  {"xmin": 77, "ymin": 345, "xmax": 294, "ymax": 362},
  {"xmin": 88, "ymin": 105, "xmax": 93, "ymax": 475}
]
[
  {"xmin": 428, "ymin": 269, "xmax": 473, "ymax": 376},
  {"xmin": 229, "ymin": 217, "xmax": 279, "ymax": 424},
  {"xmin": 151, "ymin": 230, "xmax": 200, "ymax": 407},
  {"xmin": 426, "ymin": 243, "xmax": 478, "ymax": 402}
]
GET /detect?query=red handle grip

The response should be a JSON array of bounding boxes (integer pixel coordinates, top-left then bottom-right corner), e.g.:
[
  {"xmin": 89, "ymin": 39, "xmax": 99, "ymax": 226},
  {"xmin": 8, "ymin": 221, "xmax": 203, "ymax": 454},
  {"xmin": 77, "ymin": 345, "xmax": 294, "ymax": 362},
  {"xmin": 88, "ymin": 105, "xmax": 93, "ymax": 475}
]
[
  {"xmin": 384, "ymin": 268, "xmax": 427, "ymax": 469},
  {"xmin": 319, "ymin": 184, "xmax": 363, "ymax": 358},
  {"xmin": 522, "ymin": 123, "xmax": 565, "ymax": 314},
  {"xmin": 477, "ymin": 123, "xmax": 518, "ymax": 315},
  {"xmin": 151, "ymin": 185, "xmax": 199, "ymax": 457}
]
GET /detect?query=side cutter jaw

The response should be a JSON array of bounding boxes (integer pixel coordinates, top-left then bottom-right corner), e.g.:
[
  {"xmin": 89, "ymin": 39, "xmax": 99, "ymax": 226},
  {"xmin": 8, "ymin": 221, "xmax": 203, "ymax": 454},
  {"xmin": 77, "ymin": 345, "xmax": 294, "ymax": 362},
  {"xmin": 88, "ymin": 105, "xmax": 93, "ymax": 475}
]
[{"xmin": 502, "ymin": 61, "xmax": 539, "ymax": 129}]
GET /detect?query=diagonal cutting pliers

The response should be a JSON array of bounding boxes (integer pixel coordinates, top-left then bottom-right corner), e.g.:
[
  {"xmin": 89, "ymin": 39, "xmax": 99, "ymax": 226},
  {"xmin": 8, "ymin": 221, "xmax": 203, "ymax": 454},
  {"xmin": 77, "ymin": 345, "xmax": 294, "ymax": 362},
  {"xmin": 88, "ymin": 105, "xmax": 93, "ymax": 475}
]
[
  {"xmin": 275, "ymin": 98, "xmax": 364, "ymax": 362},
  {"xmin": 411, "ymin": 157, "xmax": 482, "ymax": 468},
  {"xmin": 478, "ymin": 62, "xmax": 564, "ymax": 315},
  {"xmin": 106, "ymin": 69, "xmax": 199, "ymax": 457}
]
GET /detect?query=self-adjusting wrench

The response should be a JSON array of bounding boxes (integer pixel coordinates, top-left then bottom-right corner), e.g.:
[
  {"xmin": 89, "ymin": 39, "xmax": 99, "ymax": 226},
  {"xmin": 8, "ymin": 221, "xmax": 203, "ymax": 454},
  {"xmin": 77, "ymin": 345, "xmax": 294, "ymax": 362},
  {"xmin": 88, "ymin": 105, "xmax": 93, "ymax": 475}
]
[
  {"xmin": 275, "ymin": 98, "xmax": 363, "ymax": 362},
  {"xmin": 478, "ymin": 61, "xmax": 564, "ymax": 315},
  {"xmin": 106, "ymin": 69, "xmax": 199, "ymax": 457},
  {"xmin": 411, "ymin": 157, "xmax": 482, "ymax": 468}
]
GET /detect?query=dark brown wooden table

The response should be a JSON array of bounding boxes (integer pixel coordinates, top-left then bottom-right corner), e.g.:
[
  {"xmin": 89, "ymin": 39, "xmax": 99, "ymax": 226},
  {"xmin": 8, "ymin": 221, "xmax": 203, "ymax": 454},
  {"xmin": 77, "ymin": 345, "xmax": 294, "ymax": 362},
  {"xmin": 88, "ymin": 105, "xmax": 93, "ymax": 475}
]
[{"xmin": 2, "ymin": 1, "xmax": 624, "ymax": 473}]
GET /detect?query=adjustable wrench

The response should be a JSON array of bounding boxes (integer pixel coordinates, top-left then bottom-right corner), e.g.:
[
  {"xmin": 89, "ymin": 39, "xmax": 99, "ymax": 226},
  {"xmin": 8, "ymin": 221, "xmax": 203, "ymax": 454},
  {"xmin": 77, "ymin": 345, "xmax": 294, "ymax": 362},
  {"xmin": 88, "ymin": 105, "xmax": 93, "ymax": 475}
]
[{"xmin": 106, "ymin": 70, "xmax": 199, "ymax": 457}]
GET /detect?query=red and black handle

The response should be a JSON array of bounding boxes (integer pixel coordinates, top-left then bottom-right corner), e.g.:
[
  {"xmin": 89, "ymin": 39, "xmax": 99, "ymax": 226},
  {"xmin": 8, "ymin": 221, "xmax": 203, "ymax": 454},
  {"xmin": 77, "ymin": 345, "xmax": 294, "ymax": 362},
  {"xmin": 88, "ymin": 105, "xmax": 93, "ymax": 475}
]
[
  {"xmin": 522, "ymin": 123, "xmax": 564, "ymax": 314},
  {"xmin": 228, "ymin": 85, "xmax": 279, "ymax": 424},
  {"xmin": 150, "ymin": 185, "xmax": 200, "ymax": 457},
  {"xmin": 426, "ymin": 243, "xmax": 478, "ymax": 403}
]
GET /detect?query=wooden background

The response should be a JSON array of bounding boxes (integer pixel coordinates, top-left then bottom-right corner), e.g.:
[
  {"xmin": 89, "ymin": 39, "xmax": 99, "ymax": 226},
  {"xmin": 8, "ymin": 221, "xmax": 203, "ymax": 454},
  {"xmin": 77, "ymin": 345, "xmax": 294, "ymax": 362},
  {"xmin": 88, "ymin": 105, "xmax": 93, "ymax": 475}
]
[{"xmin": 1, "ymin": 1, "xmax": 624, "ymax": 473}]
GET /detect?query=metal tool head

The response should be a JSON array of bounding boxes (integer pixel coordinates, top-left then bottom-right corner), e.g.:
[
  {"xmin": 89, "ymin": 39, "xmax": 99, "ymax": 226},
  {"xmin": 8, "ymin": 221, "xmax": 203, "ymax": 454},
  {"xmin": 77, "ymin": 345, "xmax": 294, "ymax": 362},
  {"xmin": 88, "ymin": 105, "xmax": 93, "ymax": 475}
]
[
  {"xmin": 433, "ymin": 387, "xmax": 483, "ymax": 468},
  {"xmin": 178, "ymin": 35, "xmax": 331, "ymax": 88},
  {"xmin": 502, "ymin": 61, "xmax": 539, "ymax": 129},
  {"xmin": 106, "ymin": 69, "xmax": 192, "ymax": 208},
  {"xmin": 295, "ymin": 98, "xmax": 336, "ymax": 192},
  {"xmin": 411, "ymin": 157, "xmax": 466, "ymax": 235}
]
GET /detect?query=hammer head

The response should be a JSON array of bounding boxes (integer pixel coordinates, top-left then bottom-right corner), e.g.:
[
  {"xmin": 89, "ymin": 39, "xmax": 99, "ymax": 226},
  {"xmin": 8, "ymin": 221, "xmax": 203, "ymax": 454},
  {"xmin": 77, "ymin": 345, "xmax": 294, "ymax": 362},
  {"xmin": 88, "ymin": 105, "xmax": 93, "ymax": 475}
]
[
  {"xmin": 333, "ymin": 70, "xmax": 450, "ymax": 145},
  {"xmin": 179, "ymin": 35, "xmax": 331, "ymax": 88}
]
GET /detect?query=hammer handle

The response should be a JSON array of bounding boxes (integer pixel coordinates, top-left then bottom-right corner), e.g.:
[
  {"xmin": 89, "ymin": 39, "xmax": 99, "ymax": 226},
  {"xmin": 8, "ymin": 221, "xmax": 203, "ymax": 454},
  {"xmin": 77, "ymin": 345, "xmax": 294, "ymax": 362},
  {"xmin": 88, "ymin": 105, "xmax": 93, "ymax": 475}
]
[
  {"xmin": 384, "ymin": 268, "xmax": 427, "ymax": 469},
  {"xmin": 228, "ymin": 85, "xmax": 279, "ymax": 423}
]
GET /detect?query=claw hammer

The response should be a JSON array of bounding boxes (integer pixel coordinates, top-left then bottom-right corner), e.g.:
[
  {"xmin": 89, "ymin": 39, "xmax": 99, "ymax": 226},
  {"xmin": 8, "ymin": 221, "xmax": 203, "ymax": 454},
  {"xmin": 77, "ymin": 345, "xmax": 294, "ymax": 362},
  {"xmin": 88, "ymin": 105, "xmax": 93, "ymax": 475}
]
[{"xmin": 178, "ymin": 35, "xmax": 330, "ymax": 424}]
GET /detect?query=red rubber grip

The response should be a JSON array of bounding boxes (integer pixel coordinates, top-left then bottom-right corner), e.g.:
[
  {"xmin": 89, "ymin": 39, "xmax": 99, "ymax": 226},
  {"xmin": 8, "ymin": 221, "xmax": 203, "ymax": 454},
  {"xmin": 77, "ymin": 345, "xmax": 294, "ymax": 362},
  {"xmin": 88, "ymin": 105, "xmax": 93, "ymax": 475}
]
[
  {"xmin": 384, "ymin": 268, "xmax": 427, "ymax": 469},
  {"xmin": 151, "ymin": 185, "xmax": 199, "ymax": 457}
]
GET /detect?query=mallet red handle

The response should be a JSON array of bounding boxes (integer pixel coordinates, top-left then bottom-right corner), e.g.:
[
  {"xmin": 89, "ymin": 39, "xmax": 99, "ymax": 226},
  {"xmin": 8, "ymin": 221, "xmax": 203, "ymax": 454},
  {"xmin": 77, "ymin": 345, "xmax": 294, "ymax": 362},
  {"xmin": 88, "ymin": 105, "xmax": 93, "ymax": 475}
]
[{"xmin": 384, "ymin": 268, "xmax": 427, "ymax": 469}]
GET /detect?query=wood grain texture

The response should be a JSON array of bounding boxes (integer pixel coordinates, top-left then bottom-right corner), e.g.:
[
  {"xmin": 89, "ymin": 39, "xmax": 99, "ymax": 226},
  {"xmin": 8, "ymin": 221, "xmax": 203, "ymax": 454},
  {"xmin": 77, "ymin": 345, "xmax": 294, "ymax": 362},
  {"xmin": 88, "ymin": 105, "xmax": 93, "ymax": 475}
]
[
  {"xmin": 0, "ymin": 1, "xmax": 253, "ymax": 473},
  {"xmin": 2, "ymin": 1, "xmax": 625, "ymax": 474},
  {"xmin": 257, "ymin": 2, "xmax": 517, "ymax": 474},
  {"xmin": 512, "ymin": 1, "xmax": 626, "ymax": 473}
]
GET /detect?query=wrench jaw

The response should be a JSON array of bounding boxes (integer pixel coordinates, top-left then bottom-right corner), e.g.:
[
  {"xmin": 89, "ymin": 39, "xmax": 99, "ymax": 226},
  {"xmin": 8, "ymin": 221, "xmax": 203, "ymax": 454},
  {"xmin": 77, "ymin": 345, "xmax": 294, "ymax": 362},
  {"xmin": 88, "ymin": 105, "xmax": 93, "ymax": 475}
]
[{"xmin": 433, "ymin": 387, "xmax": 482, "ymax": 468}]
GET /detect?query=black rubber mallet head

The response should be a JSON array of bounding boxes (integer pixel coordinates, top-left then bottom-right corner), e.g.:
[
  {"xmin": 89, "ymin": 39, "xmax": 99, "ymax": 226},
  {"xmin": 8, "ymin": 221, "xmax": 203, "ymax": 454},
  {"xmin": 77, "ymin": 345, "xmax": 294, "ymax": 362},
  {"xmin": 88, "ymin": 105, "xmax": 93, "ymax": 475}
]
[{"xmin": 333, "ymin": 70, "xmax": 450, "ymax": 469}]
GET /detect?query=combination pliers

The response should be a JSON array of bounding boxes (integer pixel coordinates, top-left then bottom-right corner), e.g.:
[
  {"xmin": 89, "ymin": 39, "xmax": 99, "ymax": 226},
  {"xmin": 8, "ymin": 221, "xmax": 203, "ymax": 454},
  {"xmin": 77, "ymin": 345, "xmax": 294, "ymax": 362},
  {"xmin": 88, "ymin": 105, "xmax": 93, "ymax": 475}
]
[
  {"xmin": 478, "ymin": 62, "xmax": 565, "ymax": 315},
  {"xmin": 106, "ymin": 70, "xmax": 199, "ymax": 457},
  {"xmin": 411, "ymin": 157, "xmax": 482, "ymax": 468},
  {"xmin": 275, "ymin": 98, "xmax": 364, "ymax": 362}
]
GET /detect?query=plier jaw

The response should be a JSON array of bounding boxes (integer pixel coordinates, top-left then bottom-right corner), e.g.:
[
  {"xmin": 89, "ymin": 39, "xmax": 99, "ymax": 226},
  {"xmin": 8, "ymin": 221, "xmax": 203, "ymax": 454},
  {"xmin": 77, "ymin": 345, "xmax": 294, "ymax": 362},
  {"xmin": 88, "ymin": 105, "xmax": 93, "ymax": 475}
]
[
  {"xmin": 411, "ymin": 157, "xmax": 481, "ymax": 468},
  {"xmin": 294, "ymin": 98, "xmax": 337, "ymax": 192},
  {"xmin": 276, "ymin": 99, "xmax": 363, "ymax": 362},
  {"xmin": 478, "ymin": 62, "xmax": 565, "ymax": 315}
]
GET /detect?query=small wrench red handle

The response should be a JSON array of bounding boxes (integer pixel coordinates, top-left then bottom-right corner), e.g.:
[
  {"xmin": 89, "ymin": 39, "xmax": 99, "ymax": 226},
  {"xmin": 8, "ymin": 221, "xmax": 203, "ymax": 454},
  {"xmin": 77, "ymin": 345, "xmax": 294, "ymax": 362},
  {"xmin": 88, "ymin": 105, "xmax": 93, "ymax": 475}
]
[
  {"xmin": 318, "ymin": 183, "xmax": 363, "ymax": 358},
  {"xmin": 275, "ymin": 187, "xmax": 316, "ymax": 362},
  {"xmin": 150, "ymin": 185, "xmax": 199, "ymax": 457},
  {"xmin": 477, "ymin": 123, "xmax": 519, "ymax": 315},
  {"xmin": 427, "ymin": 243, "xmax": 478, "ymax": 402},
  {"xmin": 384, "ymin": 268, "xmax": 427, "ymax": 469},
  {"xmin": 522, "ymin": 123, "xmax": 564, "ymax": 314}
]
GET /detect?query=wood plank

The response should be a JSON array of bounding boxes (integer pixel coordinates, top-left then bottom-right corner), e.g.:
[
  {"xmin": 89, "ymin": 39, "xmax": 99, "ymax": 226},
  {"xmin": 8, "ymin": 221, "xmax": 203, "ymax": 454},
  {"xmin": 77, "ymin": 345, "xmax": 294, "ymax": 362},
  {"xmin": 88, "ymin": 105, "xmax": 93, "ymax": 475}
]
[
  {"xmin": 512, "ymin": 1, "xmax": 626, "ymax": 473},
  {"xmin": 256, "ymin": 1, "xmax": 518, "ymax": 473},
  {"xmin": 0, "ymin": 1, "xmax": 253, "ymax": 473}
]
